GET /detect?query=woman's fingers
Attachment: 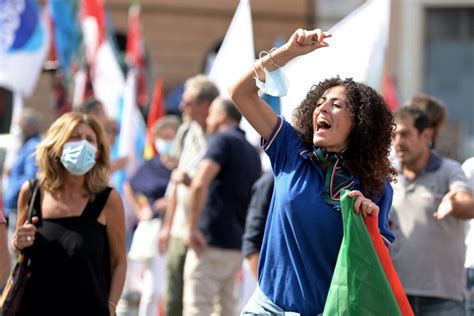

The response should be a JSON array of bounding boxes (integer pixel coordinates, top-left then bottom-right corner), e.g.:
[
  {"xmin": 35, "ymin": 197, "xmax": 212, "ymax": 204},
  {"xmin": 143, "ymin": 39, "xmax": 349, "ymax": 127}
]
[
  {"xmin": 291, "ymin": 28, "xmax": 332, "ymax": 48},
  {"xmin": 348, "ymin": 190, "xmax": 379, "ymax": 217},
  {"xmin": 14, "ymin": 232, "xmax": 35, "ymax": 250},
  {"xmin": 308, "ymin": 29, "xmax": 332, "ymax": 45},
  {"xmin": 293, "ymin": 28, "xmax": 306, "ymax": 45},
  {"xmin": 14, "ymin": 220, "xmax": 37, "ymax": 249}
]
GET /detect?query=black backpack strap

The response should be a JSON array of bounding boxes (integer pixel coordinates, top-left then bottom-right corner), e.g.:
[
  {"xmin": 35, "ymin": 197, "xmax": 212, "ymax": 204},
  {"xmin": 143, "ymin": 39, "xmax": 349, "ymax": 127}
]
[
  {"xmin": 82, "ymin": 187, "xmax": 113, "ymax": 221},
  {"xmin": 27, "ymin": 179, "xmax": 41, "ymax": 226}
]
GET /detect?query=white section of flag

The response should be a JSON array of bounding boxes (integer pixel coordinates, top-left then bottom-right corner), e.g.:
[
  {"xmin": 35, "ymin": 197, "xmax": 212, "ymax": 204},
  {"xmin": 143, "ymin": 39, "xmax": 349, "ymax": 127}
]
[
  {"xmin": 208, "ymin": 0, "xmax": 254, "ymax": 97},
  {"xmin": 208, "ymin": 0, "xmax": 260, "ymax": 147},
  {"xmin": 92, "ymin": 41, "xmax": 125, "ymax": 119},
  {"xmin": 3, "ymin": 93, "xmax": 24, "ymax": 170},
  {"xmin": 117, "ymin": 69, "xmax": 146, "ymax": 177}
]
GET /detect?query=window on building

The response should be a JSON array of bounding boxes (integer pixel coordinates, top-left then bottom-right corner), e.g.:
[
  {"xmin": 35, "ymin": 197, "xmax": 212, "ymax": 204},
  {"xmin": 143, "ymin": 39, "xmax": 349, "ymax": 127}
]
[
  {"xmin": 424, "ymin": 7, "xmax": 474, "ymax": 159},
  {"xmin": 0, "ymin": 88, "xmax": 13, "ymax": 134}
]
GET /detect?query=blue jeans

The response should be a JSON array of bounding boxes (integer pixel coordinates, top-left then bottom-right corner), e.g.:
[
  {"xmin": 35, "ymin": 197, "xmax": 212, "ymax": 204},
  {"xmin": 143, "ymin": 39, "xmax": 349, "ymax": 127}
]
[
  {"xmin": 241, "ymin": 285, "xmax": 322, "ymax": 316},
  {"xmin": 407, "ymin": 295, "xmax": 465, "ymax": 316}
]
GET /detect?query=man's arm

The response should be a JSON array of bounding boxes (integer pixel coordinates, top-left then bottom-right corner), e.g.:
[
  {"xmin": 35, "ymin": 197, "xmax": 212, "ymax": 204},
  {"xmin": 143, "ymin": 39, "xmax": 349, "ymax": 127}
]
[
  {"xmin": 158, "ymin": 184, "xmax": 177, "ymax": 254},
  {"xmin": 434, "ymin": 191, "xmax": 474, "ymax": 220},
  {"xmin": 186, "ymin": 159, "xmax": 221, "ymax": 255}
]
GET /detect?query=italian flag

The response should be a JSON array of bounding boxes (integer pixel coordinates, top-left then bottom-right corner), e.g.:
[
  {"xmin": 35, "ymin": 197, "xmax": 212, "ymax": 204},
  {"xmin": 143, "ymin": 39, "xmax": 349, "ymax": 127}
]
[
  {"xmin": 323, "ymin": 190, "xmax": 413, "ymax": 316},
  {"xmin": 143, "ymin": 80, "xmax": 165, "ymax": 159}
]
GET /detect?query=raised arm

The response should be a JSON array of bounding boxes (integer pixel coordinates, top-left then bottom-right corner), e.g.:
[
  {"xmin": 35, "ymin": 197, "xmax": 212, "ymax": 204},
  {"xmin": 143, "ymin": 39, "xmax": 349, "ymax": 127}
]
[{"xmin": 228, "ymin": 28, "xmax": 331, "ymax": 139}]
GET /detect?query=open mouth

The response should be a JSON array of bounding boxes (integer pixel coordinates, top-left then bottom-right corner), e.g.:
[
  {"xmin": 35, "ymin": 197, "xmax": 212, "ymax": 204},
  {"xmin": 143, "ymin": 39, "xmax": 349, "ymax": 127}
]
[{"xmin": 316, "ymin": 118, "xmax": 332, "ymax": 131}]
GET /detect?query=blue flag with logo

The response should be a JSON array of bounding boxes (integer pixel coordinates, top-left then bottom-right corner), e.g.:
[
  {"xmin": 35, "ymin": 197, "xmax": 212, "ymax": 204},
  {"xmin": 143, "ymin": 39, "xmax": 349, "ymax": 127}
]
[{"xmin": 0, "ymin": 0, "xmax": 50, "ymax": 96}]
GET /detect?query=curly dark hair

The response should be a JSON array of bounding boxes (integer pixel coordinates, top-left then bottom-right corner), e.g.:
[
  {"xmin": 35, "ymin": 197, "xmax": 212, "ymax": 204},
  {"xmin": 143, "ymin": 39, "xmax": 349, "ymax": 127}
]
[{"xmin": 292, "ymin": 77, "xmax": 397, "ymax": 198}]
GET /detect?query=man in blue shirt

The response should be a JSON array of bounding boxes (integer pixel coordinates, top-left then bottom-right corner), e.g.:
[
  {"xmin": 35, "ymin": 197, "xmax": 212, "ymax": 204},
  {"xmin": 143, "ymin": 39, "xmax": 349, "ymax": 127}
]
[
  {"xmin": 3, "ymin": 108, "xmax": 41, "ymax": 223},
  {"xmin": 184, "ymin": 97, "xmax": 261, "ymax": 316}
]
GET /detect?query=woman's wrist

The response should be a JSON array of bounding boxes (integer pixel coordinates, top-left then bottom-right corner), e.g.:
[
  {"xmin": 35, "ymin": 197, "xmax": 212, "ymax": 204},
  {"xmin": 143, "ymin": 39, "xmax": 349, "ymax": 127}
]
[
  {"xmin": 11, "ymin": 232, "xmax": 20, "ymax": 252},
  {"xmin": 108, "ymin": 300, "xmax": 117, "ymax": 310}
]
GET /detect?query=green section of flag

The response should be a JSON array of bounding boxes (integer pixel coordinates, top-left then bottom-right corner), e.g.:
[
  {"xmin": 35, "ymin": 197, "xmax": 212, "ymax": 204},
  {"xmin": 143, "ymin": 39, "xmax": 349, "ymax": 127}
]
[{"xmin": 323, "ymin": 190, "xmax": 401, "ymax": 316}]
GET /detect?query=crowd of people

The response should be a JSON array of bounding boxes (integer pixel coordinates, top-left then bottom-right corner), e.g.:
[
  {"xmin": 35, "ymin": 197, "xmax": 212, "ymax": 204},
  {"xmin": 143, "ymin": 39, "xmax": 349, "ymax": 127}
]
[{"xmin": 0, "ymin": 27, "xmax": 473, "ymax": 316}]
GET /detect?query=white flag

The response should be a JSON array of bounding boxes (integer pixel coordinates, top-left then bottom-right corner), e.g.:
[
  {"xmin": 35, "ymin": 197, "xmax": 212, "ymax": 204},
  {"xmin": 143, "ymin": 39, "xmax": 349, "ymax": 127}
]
[
  {"xmin": 117, "ymin": 69, "xmax": 146, "ymax": 177},
  {"xmin": 208, "ymin": 0, "xmax": 260, "ymax": 146},
  {"xmin": 208, "ymin": 0, "xmax": 254, "ymax": 97},
  {"xmin": 3, "ymin": 93, "xmax": 24, "ymax": 171},
  {"xmin": 92, "ymin": 41, "xmax": 125, "ymax": 119},
  {"xmin": 281, "ymin": 0, "xmax": 390, "ymax": 120}
]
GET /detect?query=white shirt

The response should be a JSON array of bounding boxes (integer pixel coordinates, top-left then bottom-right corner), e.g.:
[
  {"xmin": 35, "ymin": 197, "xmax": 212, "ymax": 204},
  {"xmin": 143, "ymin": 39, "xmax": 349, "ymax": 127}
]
[{"xmin": 462, "ymin": 157, "xmax": 474, "ymax": 268}]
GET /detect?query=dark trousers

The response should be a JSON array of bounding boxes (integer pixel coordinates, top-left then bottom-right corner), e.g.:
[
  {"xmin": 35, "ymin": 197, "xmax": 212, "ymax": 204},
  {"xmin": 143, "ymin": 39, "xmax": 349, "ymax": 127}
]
[
  {"xmin": 407, "ymin": 295, "xmax": 465, "ymax": 316},
  {"xmin": 164, "ymin": 237, "xmax": 188, "ymax": 316}
]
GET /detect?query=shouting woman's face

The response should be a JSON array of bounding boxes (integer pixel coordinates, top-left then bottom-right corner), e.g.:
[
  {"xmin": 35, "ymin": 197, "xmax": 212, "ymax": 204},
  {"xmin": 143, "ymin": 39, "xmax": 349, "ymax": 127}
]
[{"xmin": 312, "ymin": 85, "xmax": 353, "ymax": 152}]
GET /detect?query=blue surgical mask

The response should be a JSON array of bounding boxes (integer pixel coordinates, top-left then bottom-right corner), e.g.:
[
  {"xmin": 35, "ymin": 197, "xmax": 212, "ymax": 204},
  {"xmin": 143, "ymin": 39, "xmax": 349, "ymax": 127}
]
[
  {"xmin": 60, "ymin": 140, "xmax": 97, "ymax": 175},
  {"xmin": 255, "ymin": 67, "xmax": 289, "ymax": 97},
  {"xmin": 155, "ymin": 139, "xmax": 173, "ymax": 156}
]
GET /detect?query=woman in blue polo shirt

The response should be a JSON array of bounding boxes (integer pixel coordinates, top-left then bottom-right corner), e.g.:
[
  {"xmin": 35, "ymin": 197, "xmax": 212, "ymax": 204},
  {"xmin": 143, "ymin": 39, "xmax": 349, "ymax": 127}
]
[{"xmin": 229, "ymin": 28, "xmax": 397, "ymax": 315}]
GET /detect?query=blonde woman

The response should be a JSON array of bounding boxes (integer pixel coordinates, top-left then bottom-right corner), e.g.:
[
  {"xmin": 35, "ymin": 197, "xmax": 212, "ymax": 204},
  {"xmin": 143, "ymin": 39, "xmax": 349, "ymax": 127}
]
[{"xmin": 11, "ymin": 112, "xmax": 126, "ymax": 316}]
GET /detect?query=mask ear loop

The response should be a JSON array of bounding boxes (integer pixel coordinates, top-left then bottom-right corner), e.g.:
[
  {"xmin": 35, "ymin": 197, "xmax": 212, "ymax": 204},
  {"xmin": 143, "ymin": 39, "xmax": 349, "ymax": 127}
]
[
  {"xmin": 254, "ymin": 48, "xmax": 282, "ymax": 81},
  {"xmin": 269, "ymin": 48, "xmax": 283, "ymax": 68}
]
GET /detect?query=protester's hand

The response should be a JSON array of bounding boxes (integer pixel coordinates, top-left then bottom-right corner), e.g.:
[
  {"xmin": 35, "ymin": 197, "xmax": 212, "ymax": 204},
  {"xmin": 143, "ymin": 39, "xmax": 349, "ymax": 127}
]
[
  {"xmin": 153, "ymin": 197, "xmax": 168, "ymax": 215},
  {"xmin": 171, "ymin": 169, "xmax": 191, "ymax": 186},
  {"xmin": 138, "ymin": 204, "xmax": 153, "ymax": 221},
  {"xmin": 283, "ymin": 28, "xmax": 332, "ymax": 59},
  {"xmin": 111, "ymin": 156, "xmax": 129, "ymax": 172},
  {"xmin": 433, "ymin": 191, "xmax": 455, "ymax": 220},
  {"xmin": 13, "ymin": 217, "xmax": 38, "ymax": 250},
  {"xmin": 161, "ymin": 156, "xmax": 178, "ymax": 170},
  {"xmin": 186, "ymin": 227, "xmax": 207, "ymax": 257},
  {"xmin": 158, "ymin": 226, "xmax": 170, "ymax": 254},
  {"xmin": 348, "ymin": 190, "xmax": 379, "ymax": 218}
]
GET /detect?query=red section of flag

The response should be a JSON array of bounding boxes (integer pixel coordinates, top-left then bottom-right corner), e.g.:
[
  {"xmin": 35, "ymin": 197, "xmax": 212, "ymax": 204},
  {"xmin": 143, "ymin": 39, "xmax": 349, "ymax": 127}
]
[
  {"xmin": 81, "ymin": 0, "xmax": 106, "ymax": 45},
  {"xmin": 126, "ymin": 0, "xmax": 148, "ymax": 107},
  {"xmin": 126, "ymin": 0, "xmax": 141, "ymax": 65},
  {"xmin": 52, "ymin": 71, "xmax": 72, "ymax": 116},
  {"xmin": 382, "ymin": 71, "xmax": 398, "ymax": 111},
  {"xmin": 47, "ymin": 13, "xmax": 58, "ymax": 64},
  {"xmin": 145, "ymin": 80, "xmax": 165, "ymax": 157},
  {"xmin": 364, "ymin": 215, "xmax": 414, "ymax": 316}
]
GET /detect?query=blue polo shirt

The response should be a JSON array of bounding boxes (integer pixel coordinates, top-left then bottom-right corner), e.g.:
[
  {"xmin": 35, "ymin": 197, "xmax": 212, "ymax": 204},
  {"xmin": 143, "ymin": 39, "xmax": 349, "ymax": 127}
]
[{"xmin": 258, "ymin": 117, "xmax": 394, "ymax": 315}]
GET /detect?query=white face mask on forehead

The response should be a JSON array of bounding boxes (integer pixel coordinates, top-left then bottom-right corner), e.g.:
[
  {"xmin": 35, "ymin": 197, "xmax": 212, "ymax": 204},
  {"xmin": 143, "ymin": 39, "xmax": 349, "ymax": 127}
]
[{"xmin": 60, "ymin": 140, "xmax": 97, "ymax": 176}]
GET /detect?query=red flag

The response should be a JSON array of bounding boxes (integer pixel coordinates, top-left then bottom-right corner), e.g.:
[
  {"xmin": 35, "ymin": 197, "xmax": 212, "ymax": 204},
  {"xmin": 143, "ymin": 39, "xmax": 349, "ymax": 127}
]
[
  {"xmin": 47, "ymin": 13, "xmax": 58, "ymax": 67},
  {"xmin": 81, "ymin": 0, "xmax": 106, "ymax": 67},
  {"xmin": 382, "ymin": 70, "xmax": 399, "ymax": 111},
  {"xmin": 81, "ymin": 0, "xmax": 105, "ymax": 45},
  {"xmin": 364, "ymin": 214, "xmax": 414, "ymax": 316},
  {"xmin": 126, "ymin": 0, "xmax": 141, "ymax": 66},
  {"xmin": 144, "ymin": 80, "xmax": 165, "ymax": 159},
  {"xmin": 126, "ymin": 0, "xmax": 148, "ymax": 108}
]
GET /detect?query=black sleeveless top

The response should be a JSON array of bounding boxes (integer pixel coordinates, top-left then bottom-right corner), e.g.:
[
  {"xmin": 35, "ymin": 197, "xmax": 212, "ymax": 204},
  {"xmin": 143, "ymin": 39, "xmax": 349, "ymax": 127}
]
[{"xmin": 18, "ymin": 186, "xmax": 113, "ymax": 316}]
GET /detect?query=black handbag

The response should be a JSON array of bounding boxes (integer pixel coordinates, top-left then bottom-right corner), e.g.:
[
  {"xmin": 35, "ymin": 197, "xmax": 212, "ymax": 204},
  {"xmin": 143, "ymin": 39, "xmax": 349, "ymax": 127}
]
[{"xmin": 0, "ymin": 179, "xmax": 40, "ymax": 315}]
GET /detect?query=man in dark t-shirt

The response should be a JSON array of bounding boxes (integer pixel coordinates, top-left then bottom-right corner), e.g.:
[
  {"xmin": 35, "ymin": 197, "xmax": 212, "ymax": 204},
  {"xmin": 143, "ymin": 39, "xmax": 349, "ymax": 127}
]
[
  {"xmin": 184, "ymin": 97, "xmax": 261, "ymax": 316},
  {"xmin": 242, "ymin": 171, "xmax": 274, "ymax": 280}
]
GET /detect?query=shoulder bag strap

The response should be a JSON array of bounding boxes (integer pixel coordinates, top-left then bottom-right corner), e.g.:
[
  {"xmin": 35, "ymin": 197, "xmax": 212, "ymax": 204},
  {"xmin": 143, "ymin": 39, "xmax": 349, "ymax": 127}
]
[{"xmin": 27, "ymin": 179, "xmax": 40, "ymax": 225}]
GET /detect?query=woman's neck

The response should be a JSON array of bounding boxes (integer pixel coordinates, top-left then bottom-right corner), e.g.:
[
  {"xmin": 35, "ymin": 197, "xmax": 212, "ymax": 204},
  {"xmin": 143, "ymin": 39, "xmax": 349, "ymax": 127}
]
[{"xmin": 61, "ymin": 174, "xmax": 88, "ymax": 196}]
